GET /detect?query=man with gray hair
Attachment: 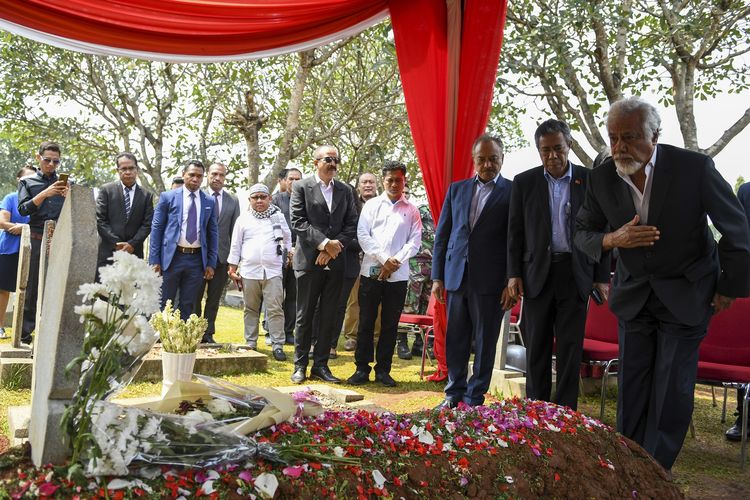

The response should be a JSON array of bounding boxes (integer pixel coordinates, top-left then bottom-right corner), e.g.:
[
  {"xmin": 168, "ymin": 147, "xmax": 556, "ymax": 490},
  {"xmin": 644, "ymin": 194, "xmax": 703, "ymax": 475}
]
[
  {"xmin": 575, "ymin": 96, "xmax": 750, "ymax": 472},
  {"xmin": 228, "ymin": 183, "xmax": 292, "ymax": 361}
]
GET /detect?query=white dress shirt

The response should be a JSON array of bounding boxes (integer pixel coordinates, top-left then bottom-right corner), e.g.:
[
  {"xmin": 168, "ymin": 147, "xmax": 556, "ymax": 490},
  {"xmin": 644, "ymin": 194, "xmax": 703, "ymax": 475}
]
[
  {"xmin": 315, "ymin": 172, "xmax": 334, "ymax": 211},
  {"xmin": 469, "ymin": 172, "xmax": 501, "ymax": 229},
  {"xmin": 358, "ymin": 193, "xmax": 423, "ymax": 282},
  {"xmin": 617, "ymin": 147, "xmax": 658, "ymax": 224},
  {"xmin": 227, "ymin": 212, "xmax": 292, "ymax": 280},
  {"xmin": 178, "ymin": 187, "xmax": 202, "ymax": 248}
]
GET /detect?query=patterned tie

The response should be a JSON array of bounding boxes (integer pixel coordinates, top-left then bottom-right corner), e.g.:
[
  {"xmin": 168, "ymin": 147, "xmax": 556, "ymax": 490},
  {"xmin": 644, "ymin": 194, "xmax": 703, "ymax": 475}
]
[
  {"xmin": 124, "ymin": 186, "xmax": 132, "ymax": 220},
  {"xmin": 186, "ymin": 192, "xmax": 198, "ymax": 244},
  {"xmin": 213, "ymin": 191, "xmax": 221, "ymax": 217}
]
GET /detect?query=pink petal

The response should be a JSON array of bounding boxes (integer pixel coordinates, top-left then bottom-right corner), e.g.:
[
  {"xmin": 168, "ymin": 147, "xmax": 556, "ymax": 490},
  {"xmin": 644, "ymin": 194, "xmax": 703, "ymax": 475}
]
[
  {"xmin": 282, "ymin": 466, "xmax": 304, "ymax": 478},
  {"xmin": 238, "ymin": 470, "xmax": 253, "ymax": 482}
]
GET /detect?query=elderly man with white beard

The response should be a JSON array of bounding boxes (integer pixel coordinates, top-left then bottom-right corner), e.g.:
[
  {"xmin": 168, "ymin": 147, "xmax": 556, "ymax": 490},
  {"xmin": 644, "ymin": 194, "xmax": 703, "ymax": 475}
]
[{"xmin": 574, "ymin": 96, "xmax": 750, "ymax": 473}]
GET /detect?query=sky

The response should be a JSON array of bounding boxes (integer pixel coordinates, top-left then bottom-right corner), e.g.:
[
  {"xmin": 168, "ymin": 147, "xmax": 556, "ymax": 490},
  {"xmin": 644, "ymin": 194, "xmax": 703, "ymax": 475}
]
[{"xmin": 503, "ymin": 92, "xmax": 749, "ymax": 188}]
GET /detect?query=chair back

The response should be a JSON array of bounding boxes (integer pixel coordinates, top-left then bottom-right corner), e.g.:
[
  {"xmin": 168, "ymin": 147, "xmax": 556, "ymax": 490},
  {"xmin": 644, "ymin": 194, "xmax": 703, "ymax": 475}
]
[
  {"xmin": 584, "ymin": 301, "xmax": 619, "ymax": 344},
  {"xmin": 699, "ymin": 298, "xmax": 750, "ymax": 367}
]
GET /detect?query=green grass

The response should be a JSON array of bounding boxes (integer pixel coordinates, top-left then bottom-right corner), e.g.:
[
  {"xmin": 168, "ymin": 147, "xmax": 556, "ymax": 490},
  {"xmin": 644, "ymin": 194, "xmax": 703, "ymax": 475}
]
[{"xmin": 2, "ymin": 306, "xmax": 749, "ymax": 497}]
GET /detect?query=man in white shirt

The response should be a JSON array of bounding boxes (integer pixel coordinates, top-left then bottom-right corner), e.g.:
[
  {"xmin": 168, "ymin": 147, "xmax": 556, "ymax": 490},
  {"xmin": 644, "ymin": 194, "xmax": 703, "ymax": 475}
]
[
  {"xmin": 228, "ymin": 183, "xmax": 292, "ymax": 361},
  {"xmin": 346, "ymin": 161, "xmax": 422, "ymax": 387}
]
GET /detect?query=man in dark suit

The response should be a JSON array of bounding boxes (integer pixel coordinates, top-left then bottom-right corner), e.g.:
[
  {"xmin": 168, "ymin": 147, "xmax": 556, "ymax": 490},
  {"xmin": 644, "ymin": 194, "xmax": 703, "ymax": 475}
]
[
  {"xmin": 726, "ymin": 181, "xmax": 750, "ymax": 441},
  {"xmin": 432, "ymin": 134, "xmax": 514, "ymax": 409},
  {"xmin": 149, "ymin": 160, "xmax": 219, "ymax": 319},
  {"xmin": 272, "ymin": 167, "xmax": 302, "ymax": 345},
  {"xmin": 507, "ymin": 120, "xmax": 611, "ymax": 410},
  {"xmin": 195, "ymin": 162, "xmax": 240, "ymax": 343},
  {"xmin": 95, "ymin": 152, "xmax": 154, "ymax": 273},
  {"xmin": 575, "ymin": 97, "xmax": 750, "ymax": 471},
  {"xmin": 289, "ymin": 145, "xmax": 358, "ymax": 384}
]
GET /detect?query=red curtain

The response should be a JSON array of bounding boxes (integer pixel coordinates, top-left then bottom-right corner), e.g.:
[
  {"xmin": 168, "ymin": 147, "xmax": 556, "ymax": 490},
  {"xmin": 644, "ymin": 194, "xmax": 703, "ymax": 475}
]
[
  {"xmin": 390, "ymin": 0, "xmax": 507, "ymax": 377},
  {"xmin": 0, "ymin": 0, "xmax": 388, "ymax": 57}
]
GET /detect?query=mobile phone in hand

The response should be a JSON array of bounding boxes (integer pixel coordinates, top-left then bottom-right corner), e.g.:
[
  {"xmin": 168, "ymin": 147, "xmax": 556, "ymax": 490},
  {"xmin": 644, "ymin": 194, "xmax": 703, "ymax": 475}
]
[
  {"xmin": 58, "ymin": 172, "xmax": 69, "ymax": 184},
  {"xmin": 590, "ymin": 287, "xmax": 604, "ymax": 305}
]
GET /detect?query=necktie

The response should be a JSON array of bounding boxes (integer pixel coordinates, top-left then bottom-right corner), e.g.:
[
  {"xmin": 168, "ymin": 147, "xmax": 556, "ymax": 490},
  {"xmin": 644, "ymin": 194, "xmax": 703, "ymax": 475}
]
[
  {"xmin": 186, "ymin": 192, "xmax": 198, "ymax": 244},
  {"xmin": 213, "ymin": 191, "xmax": 221, "ymax": 217},
  {"xmin": 124, "ymin": 186, "xmax": 132, "ymax": 220}
]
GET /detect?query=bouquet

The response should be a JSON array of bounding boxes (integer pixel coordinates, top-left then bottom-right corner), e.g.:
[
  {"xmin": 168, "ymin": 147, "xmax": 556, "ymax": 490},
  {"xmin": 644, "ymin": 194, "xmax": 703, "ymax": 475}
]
[{"xmin": 150, "ymin": 300, "xmax": 207, "ymax": 353}]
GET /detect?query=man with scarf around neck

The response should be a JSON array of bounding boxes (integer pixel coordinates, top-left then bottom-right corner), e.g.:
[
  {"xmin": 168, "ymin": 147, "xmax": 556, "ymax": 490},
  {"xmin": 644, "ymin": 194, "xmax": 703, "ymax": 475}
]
[{"xmin": 228, "ymin": 183, "xmax": 292, "ymax": 361}]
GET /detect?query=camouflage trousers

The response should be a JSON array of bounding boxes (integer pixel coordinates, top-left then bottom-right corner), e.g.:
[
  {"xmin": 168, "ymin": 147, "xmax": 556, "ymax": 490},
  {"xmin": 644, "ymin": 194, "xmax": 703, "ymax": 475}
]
[{"xmin": 403, "ymin": 263, "xmax": 432, "ymax": 315}]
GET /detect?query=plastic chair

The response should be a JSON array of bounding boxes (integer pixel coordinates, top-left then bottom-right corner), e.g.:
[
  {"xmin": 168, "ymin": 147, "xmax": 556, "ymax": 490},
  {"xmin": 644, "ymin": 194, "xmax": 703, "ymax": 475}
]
[
  {"xmin": 399, "ymin": 295, "xmax": 436, "ymax": 379},
  {"xmin": 509, "ymin": 298, "xmax": 524, "ymax": 346},
  {"xmin": 696, "ymin": 297, "xmax": 750, "ymax": 469},
  {"xmin": 581, "ymin": 299, "xmax": 620, "ymax": 420}
]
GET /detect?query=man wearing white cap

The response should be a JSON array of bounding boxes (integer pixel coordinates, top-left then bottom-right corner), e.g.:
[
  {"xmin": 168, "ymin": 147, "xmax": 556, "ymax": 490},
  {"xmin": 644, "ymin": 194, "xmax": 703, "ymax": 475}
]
[{"xmin": 227, "ymin": 183, "xmax": 292, "ymax": 361}]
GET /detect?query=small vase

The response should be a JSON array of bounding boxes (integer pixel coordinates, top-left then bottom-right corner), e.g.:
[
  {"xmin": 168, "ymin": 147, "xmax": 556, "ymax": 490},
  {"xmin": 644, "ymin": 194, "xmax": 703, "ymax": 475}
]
[{"xmin": 162, "ymin": 351, "xmax": 197, "ymax": 398}]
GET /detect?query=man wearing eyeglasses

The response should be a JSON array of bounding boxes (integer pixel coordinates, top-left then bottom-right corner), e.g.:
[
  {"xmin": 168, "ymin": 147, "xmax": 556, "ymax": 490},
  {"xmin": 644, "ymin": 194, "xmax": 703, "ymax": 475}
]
[
  {"xmin": 289, "ymin": 145, "xmax": 358, "ymax": 384},
  {"xmin": 17, "ymin": 141, "xmax": 68, "ymax": 344},
  {"xmin": 95, "ymin": 152, "xmax": 155, "ymax": 275}
]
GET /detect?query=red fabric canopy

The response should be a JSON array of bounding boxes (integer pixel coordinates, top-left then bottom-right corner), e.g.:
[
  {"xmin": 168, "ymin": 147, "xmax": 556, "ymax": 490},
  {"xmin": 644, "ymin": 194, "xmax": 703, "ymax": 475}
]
[{"xmin": 0, "ymin": 0, "xmax": 508, "ymax": 376}]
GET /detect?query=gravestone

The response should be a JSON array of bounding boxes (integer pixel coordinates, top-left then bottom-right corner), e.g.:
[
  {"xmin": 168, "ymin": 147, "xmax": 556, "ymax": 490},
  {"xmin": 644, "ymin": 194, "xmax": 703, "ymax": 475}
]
[
  {"xmin": 29, "ymin": 185, "xmax": 98, "ymax": 466},
  {"xmin": 10, "ymin": 224, "xmax": 30, "ymax": 350}
]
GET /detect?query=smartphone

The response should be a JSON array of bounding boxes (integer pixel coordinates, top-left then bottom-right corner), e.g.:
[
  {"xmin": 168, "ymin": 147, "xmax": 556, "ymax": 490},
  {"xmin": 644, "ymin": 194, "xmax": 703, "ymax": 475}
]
[
  {"xmin": 58, "ymin": 172, "xmax": 69, "ymax": 184},
  {"xmin": 590, "ymin": 287, "xmax": 604, "ymax": 305},
  {"xmin": 369, "ymin": 265, "xmax": 382, "ymax": 279}
]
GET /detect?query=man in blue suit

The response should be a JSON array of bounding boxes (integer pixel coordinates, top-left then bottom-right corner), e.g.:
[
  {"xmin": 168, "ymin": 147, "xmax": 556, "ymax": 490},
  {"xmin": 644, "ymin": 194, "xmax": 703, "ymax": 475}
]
[
  {"xmin": 150, "ymin": 160, "xmax": 219, "ymax": 318},
  {"xmin": 432, "ymin": 134, "xmax": 514, "ymax": 409}
]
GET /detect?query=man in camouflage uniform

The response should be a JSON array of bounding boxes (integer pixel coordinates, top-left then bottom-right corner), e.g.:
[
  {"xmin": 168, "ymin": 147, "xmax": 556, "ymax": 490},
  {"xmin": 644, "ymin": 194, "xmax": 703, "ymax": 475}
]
[{"xmin": 398, "ymin": 203, "xmax": 435, "ymax": 358}]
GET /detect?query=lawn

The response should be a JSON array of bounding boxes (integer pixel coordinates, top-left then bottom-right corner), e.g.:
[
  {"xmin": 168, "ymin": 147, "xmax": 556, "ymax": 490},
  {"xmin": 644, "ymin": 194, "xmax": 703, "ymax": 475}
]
[{"xmin": 1, "ymin": 305, "xmax": 749, "ymax": 497}]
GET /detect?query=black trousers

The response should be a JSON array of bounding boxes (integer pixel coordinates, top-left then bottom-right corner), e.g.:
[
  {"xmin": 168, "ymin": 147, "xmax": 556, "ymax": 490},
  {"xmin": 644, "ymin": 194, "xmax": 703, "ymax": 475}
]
[
  {"xmin": 523, "ymin": 259, "xmax": 587, "ymax": 410},
  {"xmin": 617, "ymin": 291, "xmax": 710, "ymax": 470},
  {"xmin": 354, "ymin": 277, "xmax": 408, "ymax": 375},
  {"xmin": 21, "ymin": 237, "xmax": 42, "ymax": 342},
  {"xmin": 294, "ymin": 269, "xmax": 344, "ymax": 369},
  {"xmin": 195, "ymin": 261, "xmax": 229, "ymax": 336},
  {"xmin": 281, "ymin": 265, "xmax": 297, "ymax": 336}
]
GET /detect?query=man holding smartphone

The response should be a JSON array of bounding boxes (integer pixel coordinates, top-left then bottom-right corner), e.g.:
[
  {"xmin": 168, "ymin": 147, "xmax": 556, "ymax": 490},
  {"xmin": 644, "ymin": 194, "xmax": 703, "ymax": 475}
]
[
  {"xmin": 17, "ymin": 141, "xmax": 69, "ymax": 344},
  {"xmin": 346, "ymin": 161, "xmax": 422, "ymax": 387},
  {"xmin": 507, "ymin": 120, "xmax": 610, "ymax": 410}
]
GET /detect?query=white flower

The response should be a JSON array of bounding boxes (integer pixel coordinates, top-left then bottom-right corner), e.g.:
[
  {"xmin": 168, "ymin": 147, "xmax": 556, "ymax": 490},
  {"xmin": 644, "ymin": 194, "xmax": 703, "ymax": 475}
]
[
  {"xmin": 77, "ymin": 282, "xmax": 108, "ymax": 302},
  {"xmin": 206, "ymin": 399, "xmax": 236, "ymax": 415},
  {"xmin": 333, "ymin": 446, "xmax": 345, "ymax": 458},
  {"xmin": 98, "ymin": 251, "xmax": 162, "ymax": 316},
  {"xmin": 254, "ymin": 472, "xmax": 279, "ymax": 498},
  {"xmin": 184, "ymin": 410, "xmax": 215, "ymax": 424}
]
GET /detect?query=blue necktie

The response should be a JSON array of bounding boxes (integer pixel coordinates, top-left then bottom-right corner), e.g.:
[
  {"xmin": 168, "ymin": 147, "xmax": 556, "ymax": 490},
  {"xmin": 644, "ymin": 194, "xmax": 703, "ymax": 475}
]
[{"xmin": 186, "ymin": 192, "xmax": 198, "ymax": 244}]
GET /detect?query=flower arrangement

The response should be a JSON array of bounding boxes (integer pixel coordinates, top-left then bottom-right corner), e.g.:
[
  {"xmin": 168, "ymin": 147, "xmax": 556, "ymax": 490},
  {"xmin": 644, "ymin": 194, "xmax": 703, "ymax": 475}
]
[{"xmin": 150, "ymin": 300, "xmax": 207, "ymax": 354}]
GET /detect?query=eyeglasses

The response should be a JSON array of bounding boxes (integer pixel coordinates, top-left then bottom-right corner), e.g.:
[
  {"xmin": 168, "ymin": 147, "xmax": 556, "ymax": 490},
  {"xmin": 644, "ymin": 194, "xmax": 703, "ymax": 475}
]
[
  {"xmin": 315, "ymin": 156, "xmax": 341, "ymax": 165},
  {"xmin": 250, "ymin": 194, "xmax": 269, "ymax": 200},
  {"xmin": 117, "ymin": 166, "xmax": 137, "ymax": 172},
  {"xmin": 41, "ymin": 157, "xmax": 61, "ymax": 165}
]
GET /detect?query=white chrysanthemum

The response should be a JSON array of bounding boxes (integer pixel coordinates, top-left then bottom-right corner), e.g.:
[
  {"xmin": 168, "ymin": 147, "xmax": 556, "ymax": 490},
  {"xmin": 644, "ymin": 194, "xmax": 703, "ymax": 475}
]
[
  {"xmin": 206, "ymin": 399, "xmax": 236, "ymax": 415},
  {"xmin": 77, "ymin": 282, "xmax": 108, "ymax": 302},
  {"xmin": 184, "ymin": 410, "xmax": 215, "ymax": 424},
  {"xmin": 98, "ymin": 251, "xmax": 162, "ymax": 316}
]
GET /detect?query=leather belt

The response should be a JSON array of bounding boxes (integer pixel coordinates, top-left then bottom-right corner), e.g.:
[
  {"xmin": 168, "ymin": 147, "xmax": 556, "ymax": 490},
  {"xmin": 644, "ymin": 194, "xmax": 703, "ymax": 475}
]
[
  {"xmin": 176, "ymin": 245, "xmax": 201, "ymax": 254},
  {"xmin": 30, "ymin": 232, "xmax": 43, "ymax": 240},
  {"xmin": 551, "ymin": 252, "xmax": 572, "ymax": 263}
]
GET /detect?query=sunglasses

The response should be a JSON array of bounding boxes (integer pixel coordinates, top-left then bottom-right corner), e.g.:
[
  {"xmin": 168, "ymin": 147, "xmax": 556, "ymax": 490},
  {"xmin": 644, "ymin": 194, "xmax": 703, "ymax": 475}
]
[
  {"xmin": 41, "ymin": 157, "xmax": 61, "ymax": 165},
  {"xmin": 316, "ymin": 156, "xmax": 341, "ymax": 165}
]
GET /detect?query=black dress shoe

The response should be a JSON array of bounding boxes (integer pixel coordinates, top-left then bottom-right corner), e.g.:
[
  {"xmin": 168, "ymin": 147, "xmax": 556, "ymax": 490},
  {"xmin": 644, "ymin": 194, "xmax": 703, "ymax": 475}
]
[
  {"xmin": 201, "ymin": 334, "xmax": 215, "ymax": 344},
  {"xmin": 375, "ymin": 372, "xmax": 397, "ymax": 387},
  {"xmin": 726, "ymin": 419, "xmax": 749, "ymax": 442},
  {"xmin": 396, "ymin": 342, "xmax": 412, "ymax": 360},
  {"xmin": 310, "ymin": 366, "xmax": 342, "ymax": 384},
  {"xmin": 291, "ymin": 367, "xmax": 307, "ymax": 384},
  {"xmin": 434, "ymin": 399, "xmax": 458, "ymax": 411},
  {"xmin": 347, "ymin": 370, "xmax": 370, "ymax": 385},
  {"xmin": 273, "ymin": 348, "xmax": 287, "ymax": 362}
]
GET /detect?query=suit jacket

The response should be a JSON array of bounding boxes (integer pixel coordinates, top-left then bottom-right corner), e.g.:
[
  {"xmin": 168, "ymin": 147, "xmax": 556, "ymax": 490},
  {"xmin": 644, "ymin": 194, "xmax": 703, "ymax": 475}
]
[
  {"xmin": 431, "ymin": 175, "xmax": 512, "ymax": 295},
  {"xmin": 290, "ymin": 176, "xmax": 358, "ymax": 273},
  {"xmin": 272, "ymin": 190, "xmax": 295, "ymax": 244},
  {"xmin": 96, "ymin": 181, "xmax": 154, "ymax": 268},
  {"xmin": 149, "ymin": 187, "xmax": 219, "ymax": 271},
  {"xmin": 507, "ymin": 164, "xmax": 610, "ymax": 300},
  {"xmin": 738, "ymin": 183, "xmax": 750, "ymax": 229},
  {"xmin": 575, "ymin": 144, "xmax": 750, "ymax": 326},
  {"xmin": 204, "ymin": 188, "xmax": 240, "ymax": 264},
  {"xmin": 342, "ymin": 188, "xmax": 364, "ymax": 279}
]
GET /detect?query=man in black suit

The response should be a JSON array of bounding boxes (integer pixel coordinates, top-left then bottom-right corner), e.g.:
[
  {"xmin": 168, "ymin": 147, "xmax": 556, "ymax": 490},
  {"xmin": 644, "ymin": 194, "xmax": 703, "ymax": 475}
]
[
  {"xmin": 507, "ymin": 120, "xmax": 611, "ymax": 410},
  {"xmin": 575, "ymin": 96, "xmax": 750, "ymax": 471},
  {"xmin": 432, "ymin": 134, "xmax": 514, "ymax": 409},
  {"xmin": 95, "ymin": 152, "xmax": 154, "ymax": 274},
  {"xmin": 290, "ymin": 145, "xmax": 358, "ymax": 384},
  {"xmin": 272, "ymin": 167, "xmax": 302, "ymax": 345},
  {"xmin": 195, "ymin": 162, "xmax": 240, "ymax": 343},
  {"xmin": 726, "ymin": 181, "xmax": 750, "ymax": 441}
]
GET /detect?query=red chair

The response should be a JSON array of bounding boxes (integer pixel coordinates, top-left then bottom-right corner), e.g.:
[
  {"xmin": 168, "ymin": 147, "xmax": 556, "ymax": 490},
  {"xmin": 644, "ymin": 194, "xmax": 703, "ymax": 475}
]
[
  {"xmin": 697, "ymin": 297, "xmax": 750, "ymax": 468},
  {"xmin": 399, "ymin": 295, "xmax": 436, "ymax": 379},
  {"xmin": 509, "ymin": 298, "xmax": 524, "ymax": 346},
  {"xmin": 581, "ymin": 299, "xmax": 620, "ymax": 420}
]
